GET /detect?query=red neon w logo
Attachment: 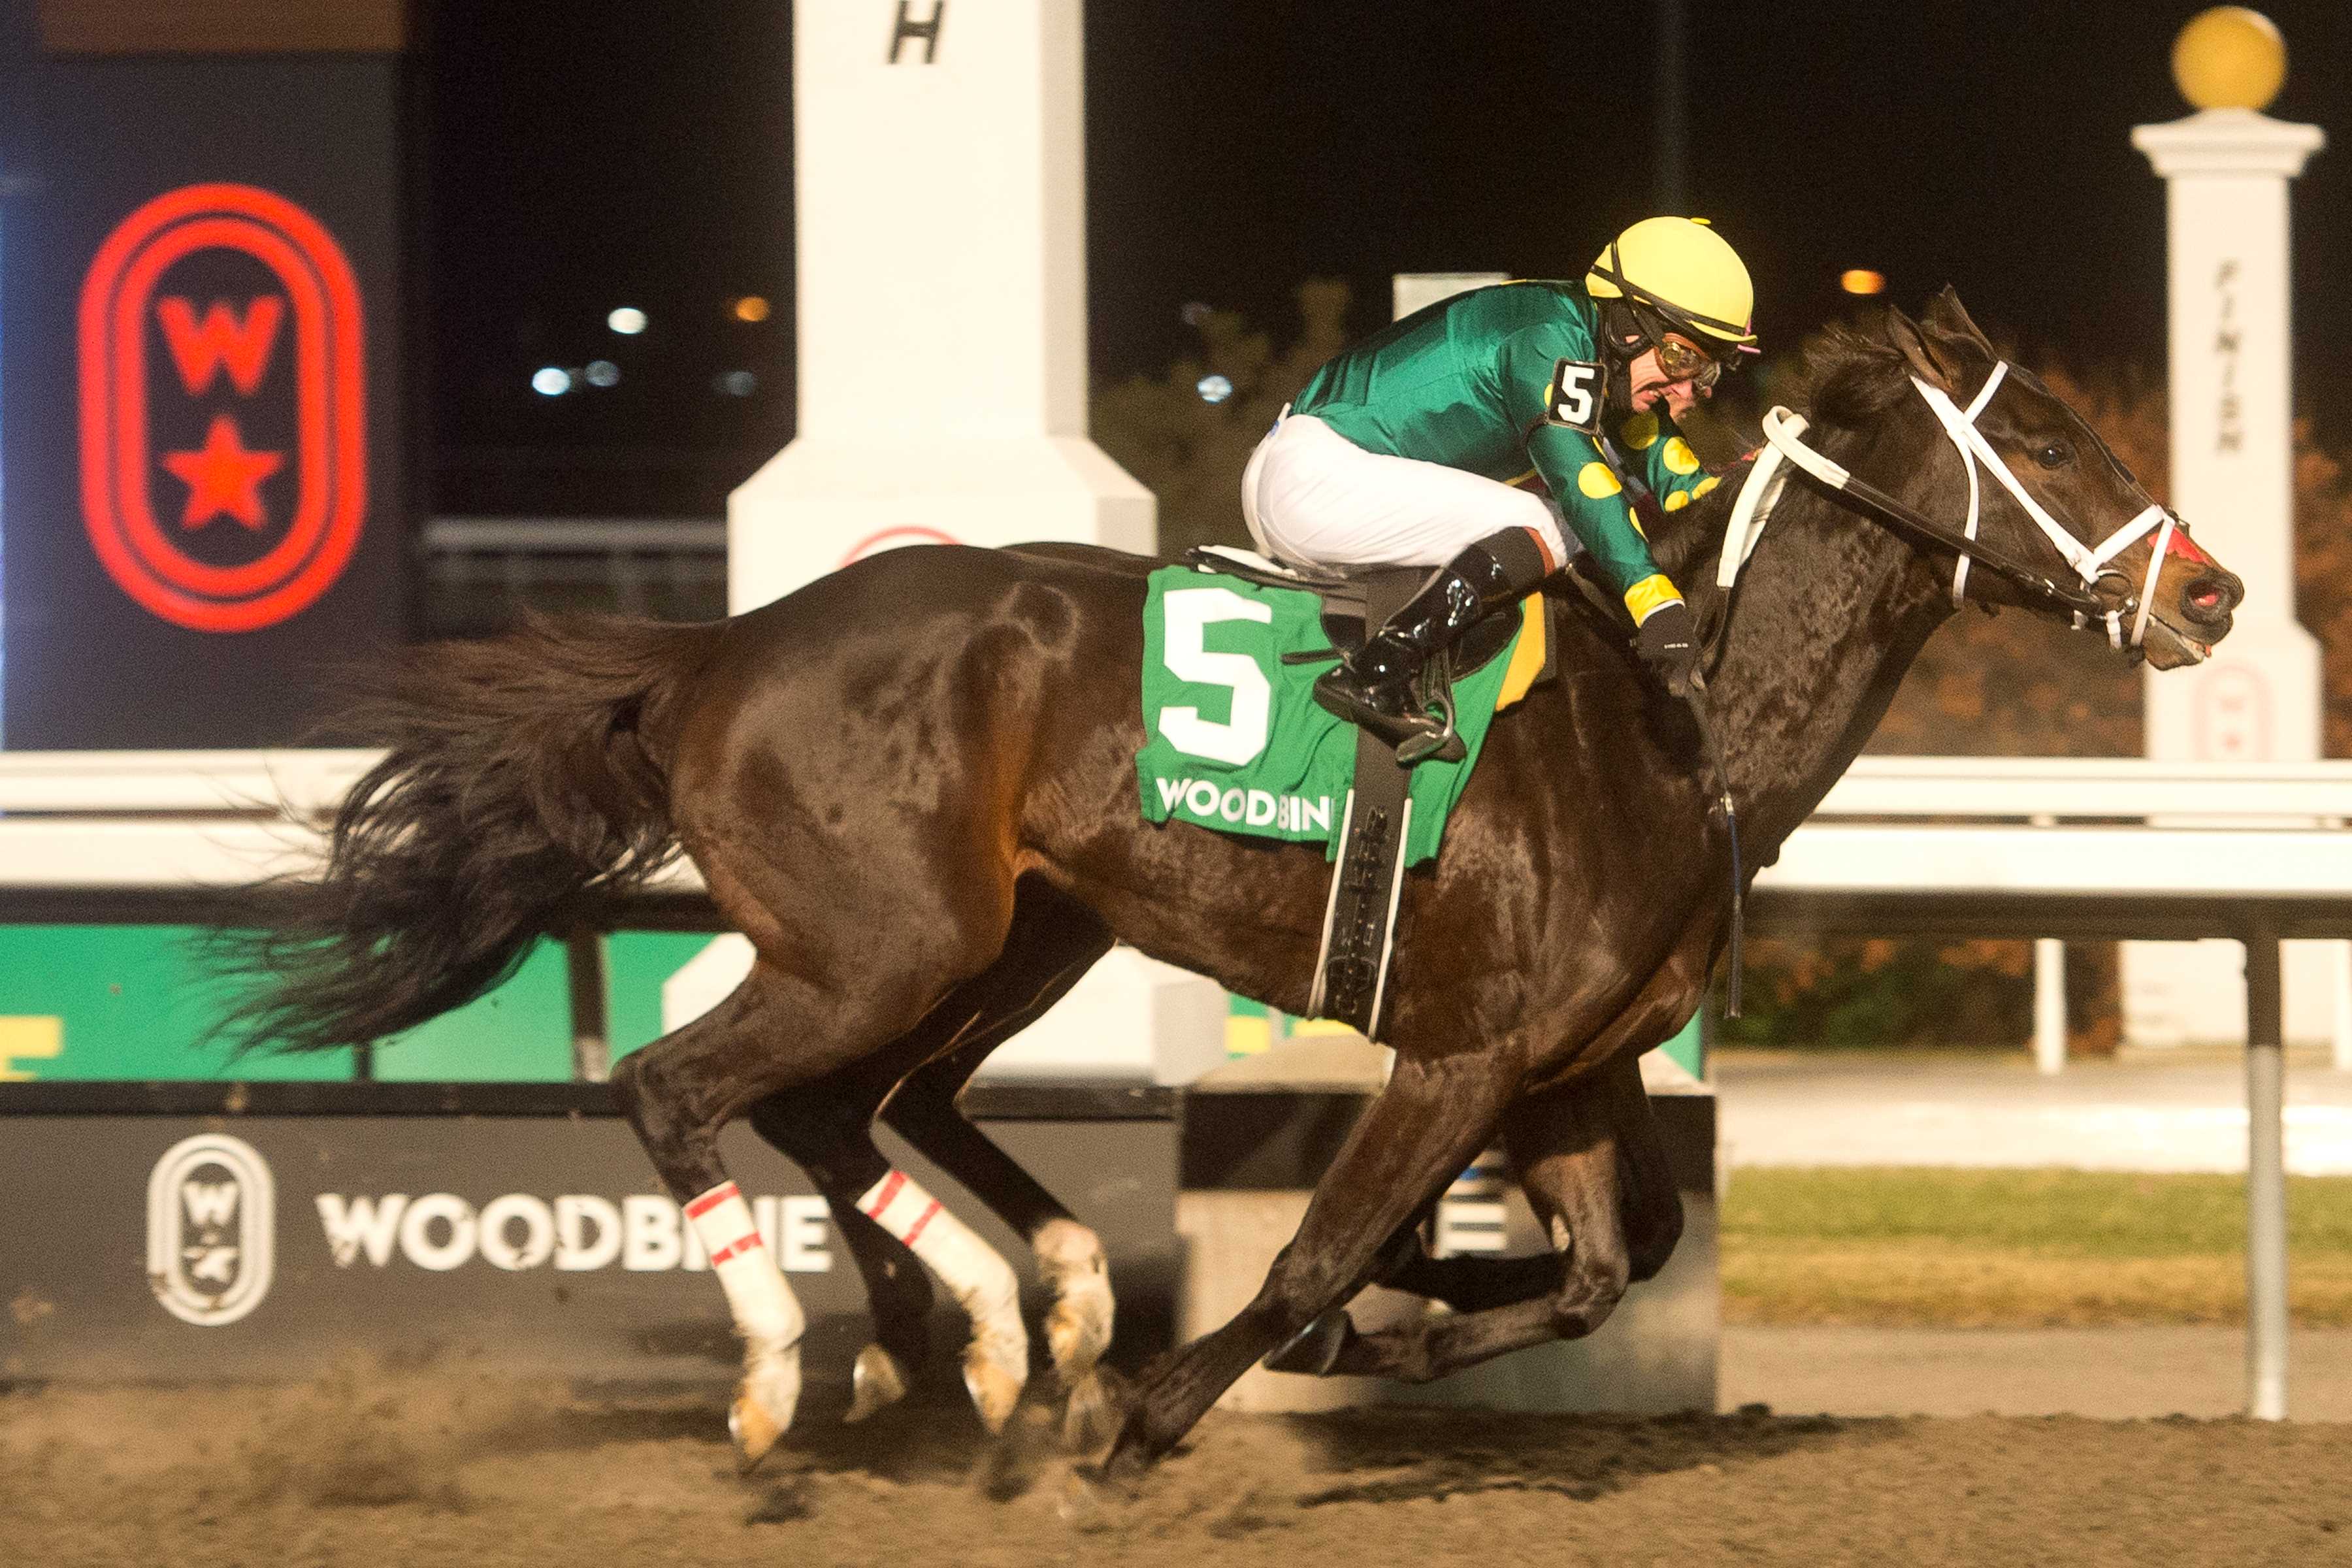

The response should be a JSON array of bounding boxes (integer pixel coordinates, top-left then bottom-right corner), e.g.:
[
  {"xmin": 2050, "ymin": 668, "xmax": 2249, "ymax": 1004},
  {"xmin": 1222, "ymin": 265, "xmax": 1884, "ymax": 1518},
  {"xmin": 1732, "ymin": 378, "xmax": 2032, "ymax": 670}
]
[{"xmin": 155, "ymin": 296, "xmax": 284, "ymax": 397}]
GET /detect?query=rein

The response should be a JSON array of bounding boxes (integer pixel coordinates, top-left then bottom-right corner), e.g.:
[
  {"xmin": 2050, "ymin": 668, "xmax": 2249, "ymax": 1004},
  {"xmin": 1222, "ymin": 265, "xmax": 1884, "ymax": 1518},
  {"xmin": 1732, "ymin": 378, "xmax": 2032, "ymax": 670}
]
[{"xmin": 1754, "ymin": 363, "xmax": 2185, "ymax": 650}]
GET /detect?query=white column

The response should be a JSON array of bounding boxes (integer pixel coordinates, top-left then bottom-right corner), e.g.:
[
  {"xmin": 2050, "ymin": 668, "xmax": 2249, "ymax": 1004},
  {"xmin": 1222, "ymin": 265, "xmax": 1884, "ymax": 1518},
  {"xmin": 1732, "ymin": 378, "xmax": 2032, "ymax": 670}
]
[
  {"xmin": 2033, "ymin": 938, "xmax": 2068, "ymax": 1075},
  {"xmin": 713, "ymin": 4, "xmax": 1220, "ymax": 1086},
  {"xmin": 728, "ymin": 0, "xmax": 1152, "ymax": 610},
  {"xmin": 2123, "ymin": 108, "xmax": 2327, "ymax": 1048}
]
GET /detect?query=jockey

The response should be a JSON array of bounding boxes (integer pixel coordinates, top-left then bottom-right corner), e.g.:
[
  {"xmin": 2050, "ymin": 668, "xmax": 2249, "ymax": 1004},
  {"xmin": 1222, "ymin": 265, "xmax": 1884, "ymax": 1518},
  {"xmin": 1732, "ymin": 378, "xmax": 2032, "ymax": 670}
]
[{"xmin": 1241, "ymin": 216, "xmax": 1758, "ymax": 749}]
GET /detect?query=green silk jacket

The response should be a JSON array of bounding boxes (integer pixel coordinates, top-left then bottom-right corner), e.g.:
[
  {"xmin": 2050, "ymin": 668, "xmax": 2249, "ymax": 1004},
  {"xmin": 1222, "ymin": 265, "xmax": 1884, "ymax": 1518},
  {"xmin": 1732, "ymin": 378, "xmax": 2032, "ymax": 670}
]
[{"xmin": 1291, "ymin": 280, "xmax": 1721, "ymax": 623}]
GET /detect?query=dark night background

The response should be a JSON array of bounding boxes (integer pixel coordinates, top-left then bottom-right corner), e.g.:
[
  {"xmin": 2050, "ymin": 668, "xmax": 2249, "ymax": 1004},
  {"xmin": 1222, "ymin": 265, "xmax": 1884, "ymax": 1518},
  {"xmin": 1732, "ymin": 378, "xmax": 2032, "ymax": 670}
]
[{"xmin": 424, "ymin": 0, "xmax": 2352, "ymax": 522}]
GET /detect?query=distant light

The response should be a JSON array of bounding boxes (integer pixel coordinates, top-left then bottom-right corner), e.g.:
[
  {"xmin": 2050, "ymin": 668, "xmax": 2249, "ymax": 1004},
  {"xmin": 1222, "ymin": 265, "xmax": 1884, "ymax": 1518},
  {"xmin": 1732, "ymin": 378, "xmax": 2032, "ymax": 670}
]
[
  {"xmin": 607, "ymin": 306, "xmax": 647, "ymax": 335},
  {"xmin": 584, "ymin": 359, "xmax": 620, "ymax": 387},
  {"xmin": 1840, "ymin": 269, "xmax": 1887, "ymax": 297},
  {"xmin": 731, "ymin": 295, "xmax": 772, "ymax": 323},
  {"xmin": 532, "ymin": 366, "xmax": 573, "ymax": 396},
  {"xmin": 1196, "ymin": 374, "xmax": 1233, "ymax": 404},
  {"xmin": 716, "ymin": 370, "xmax": 758, "ymax": 397},
  {"xmin": 1180, "ymin": 301, "xmax": 1213, "ymax": 327}
]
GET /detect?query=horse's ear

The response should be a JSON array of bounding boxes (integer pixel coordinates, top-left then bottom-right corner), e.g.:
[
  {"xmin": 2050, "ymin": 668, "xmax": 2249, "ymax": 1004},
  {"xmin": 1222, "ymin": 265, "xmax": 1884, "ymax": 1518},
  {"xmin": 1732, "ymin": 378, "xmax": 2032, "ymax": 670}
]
[
  {"xmin": 1884, "ymin": 304, "xmax": 1966, "ymax": 391},
  {"xmin": 1921, "ymin": 286, "xmax": 1995, "ymax": 353}
]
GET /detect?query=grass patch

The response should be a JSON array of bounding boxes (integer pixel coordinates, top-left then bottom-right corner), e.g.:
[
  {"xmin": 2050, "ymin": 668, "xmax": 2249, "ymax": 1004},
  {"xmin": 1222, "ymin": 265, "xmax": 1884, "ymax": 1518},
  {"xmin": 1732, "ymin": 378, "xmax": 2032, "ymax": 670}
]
[{"xmin": 1722, "ymin": 1168, "xmax": 2352, "ymax": 1328}]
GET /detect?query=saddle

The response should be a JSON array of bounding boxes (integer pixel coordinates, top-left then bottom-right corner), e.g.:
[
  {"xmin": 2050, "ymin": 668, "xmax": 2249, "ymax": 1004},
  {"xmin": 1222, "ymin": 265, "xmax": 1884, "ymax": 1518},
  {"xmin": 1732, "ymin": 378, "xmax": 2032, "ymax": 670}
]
[
  {"xmin": 1183, "ymin": 546, "xmax": 1556, "ymax": 1038},
  {"xmin": 1186, "ymin": 546, "xmax": 1529, "ymax": 725}
]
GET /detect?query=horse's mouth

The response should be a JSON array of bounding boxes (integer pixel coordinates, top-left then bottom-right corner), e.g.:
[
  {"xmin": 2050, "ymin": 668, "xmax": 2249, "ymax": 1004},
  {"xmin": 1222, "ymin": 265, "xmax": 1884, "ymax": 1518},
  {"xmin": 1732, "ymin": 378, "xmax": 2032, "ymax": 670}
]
[{"xmin": 2141, "ymin": 606, "xmax": 2217, "ymax": 670}]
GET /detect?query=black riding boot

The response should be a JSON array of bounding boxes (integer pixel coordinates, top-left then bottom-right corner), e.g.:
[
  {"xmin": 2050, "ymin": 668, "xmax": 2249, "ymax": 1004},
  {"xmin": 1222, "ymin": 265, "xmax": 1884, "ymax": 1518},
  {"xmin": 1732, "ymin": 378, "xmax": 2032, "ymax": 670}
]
[{"xmin": 1313, "ymin": 527, "xmax": 1553, "ymax": 752}]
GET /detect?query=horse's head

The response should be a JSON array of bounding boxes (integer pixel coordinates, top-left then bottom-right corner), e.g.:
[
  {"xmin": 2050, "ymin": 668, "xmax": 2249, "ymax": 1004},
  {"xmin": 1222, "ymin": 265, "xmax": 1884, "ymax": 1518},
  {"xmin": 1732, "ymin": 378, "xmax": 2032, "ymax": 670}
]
[{"xmin": 1799, "ymin": 288, "xmax": 2242, "ymax": 670}]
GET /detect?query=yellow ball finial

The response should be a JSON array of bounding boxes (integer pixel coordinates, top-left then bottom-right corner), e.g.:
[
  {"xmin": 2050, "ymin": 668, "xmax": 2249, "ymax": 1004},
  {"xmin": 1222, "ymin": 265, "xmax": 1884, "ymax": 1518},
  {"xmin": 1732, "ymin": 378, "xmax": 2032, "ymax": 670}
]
[{"xmin": 2172, "ymin": 7, "xmax": 2286, "ymax": 110}]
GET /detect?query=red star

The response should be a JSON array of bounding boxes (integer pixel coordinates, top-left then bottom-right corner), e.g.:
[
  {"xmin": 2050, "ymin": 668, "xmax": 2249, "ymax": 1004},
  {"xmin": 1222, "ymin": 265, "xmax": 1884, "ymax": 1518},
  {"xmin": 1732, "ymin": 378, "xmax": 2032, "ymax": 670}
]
[{"xmin": 161, "ymin": 414, "xmax": 283, "ymax": 531}]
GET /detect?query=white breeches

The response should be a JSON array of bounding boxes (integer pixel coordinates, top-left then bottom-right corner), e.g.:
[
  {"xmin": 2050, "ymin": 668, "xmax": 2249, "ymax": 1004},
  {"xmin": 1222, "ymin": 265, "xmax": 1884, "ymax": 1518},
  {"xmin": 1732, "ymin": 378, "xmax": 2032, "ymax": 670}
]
[{"xmin": 1240, "ymin": 410, "xmax": 1568, "ymax": 570}]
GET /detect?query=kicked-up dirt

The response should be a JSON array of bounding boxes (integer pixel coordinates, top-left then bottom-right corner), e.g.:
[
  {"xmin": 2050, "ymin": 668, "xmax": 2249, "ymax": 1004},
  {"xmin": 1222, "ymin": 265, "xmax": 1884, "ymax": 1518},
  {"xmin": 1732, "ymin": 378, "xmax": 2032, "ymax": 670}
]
[{"xmin": 4, "ymin": 1371, "xmax": 2349, "ymax": 1567}]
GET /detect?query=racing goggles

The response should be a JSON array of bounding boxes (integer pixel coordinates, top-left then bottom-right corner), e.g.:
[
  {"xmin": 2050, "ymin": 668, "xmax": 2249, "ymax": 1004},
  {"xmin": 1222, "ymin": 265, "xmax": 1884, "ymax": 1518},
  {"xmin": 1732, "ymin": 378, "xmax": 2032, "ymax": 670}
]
[{"xmin": 1651, "ymin": 330, "xmax": 1728, "ymax": 388}]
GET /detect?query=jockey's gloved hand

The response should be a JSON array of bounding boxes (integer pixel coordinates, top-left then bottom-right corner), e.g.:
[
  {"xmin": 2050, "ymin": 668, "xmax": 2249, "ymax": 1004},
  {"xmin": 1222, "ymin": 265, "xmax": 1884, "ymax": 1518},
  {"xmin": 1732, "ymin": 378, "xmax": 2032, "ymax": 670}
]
[{"xmin": 1633, "ymin": 599, "xmax": 1701, "ymax": 695}]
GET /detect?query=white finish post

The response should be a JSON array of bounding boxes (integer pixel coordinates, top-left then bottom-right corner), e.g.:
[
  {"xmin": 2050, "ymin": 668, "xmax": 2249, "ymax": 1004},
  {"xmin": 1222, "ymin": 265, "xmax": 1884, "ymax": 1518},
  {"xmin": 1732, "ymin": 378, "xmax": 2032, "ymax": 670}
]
[
  {"xmin": 730, "ymin": 0, "xmax": 1153, "ymax": 609},
  {"xmin": 2033, "ymin": 938, "xmax": 2068, "ymax": 1075},
  {"xmin": 2124, "ymin": 105, "xmax": 2326, "ymax": 1048}
]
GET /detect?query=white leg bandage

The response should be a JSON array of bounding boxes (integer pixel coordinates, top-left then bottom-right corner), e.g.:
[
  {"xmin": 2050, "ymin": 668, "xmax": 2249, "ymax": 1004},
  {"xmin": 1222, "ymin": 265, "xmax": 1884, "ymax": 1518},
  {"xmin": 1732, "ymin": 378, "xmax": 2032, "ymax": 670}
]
[
  {"xmin": 858, "ymin": 1169, "xmax": 1028, "ymax": 1428},
  {"xmin": 687, "ymin": 1181, "xmax": 806, "ymax": 1350},
  {"xmin": 686, "ymin": 1180, "xmax": 805, "ymax": 1459}
]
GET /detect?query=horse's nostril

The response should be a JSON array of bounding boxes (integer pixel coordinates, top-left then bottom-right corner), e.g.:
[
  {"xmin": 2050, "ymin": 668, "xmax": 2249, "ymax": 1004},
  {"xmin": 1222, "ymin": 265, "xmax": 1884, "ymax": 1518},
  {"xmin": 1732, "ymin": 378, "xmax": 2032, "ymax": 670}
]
[{"xmin": 2181, "ymin": 572, "xmax": 2242, "ymax": 626}]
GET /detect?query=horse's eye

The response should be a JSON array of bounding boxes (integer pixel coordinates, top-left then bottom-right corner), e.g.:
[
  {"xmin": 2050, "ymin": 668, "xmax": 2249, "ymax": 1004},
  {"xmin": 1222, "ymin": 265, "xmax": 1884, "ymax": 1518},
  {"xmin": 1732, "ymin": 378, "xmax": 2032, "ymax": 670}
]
[{"xmin": 2036, "ymin": 440, "xmax": 2074, "ymax": 468}]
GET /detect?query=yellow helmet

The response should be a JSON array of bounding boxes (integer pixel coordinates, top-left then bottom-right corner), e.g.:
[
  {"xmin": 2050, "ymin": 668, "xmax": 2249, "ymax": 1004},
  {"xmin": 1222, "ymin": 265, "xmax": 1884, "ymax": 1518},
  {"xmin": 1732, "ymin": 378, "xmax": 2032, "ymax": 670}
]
[{"xmin": 1586, "ymin": 216, "xmax": 1757, "ymax": 347}]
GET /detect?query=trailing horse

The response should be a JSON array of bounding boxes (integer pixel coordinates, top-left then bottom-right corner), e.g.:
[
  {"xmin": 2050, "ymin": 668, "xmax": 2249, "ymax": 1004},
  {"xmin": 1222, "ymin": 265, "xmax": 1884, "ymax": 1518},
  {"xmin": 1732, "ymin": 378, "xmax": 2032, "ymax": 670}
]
[{"xmin": 218, "ymin": 291, "xmax": 2240, "ymax": 1480}]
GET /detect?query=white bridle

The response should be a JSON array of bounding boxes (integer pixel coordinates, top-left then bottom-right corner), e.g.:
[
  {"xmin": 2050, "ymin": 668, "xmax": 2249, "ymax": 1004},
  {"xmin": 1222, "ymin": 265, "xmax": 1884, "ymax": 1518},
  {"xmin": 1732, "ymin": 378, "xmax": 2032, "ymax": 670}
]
[
  {"xmin": 1910, "ymin": 363, "xmax": 2176, "ymax": 649},
  {"xmin": 1726, "ymin": 361, "xmax": 2180, "ymax": 650}
]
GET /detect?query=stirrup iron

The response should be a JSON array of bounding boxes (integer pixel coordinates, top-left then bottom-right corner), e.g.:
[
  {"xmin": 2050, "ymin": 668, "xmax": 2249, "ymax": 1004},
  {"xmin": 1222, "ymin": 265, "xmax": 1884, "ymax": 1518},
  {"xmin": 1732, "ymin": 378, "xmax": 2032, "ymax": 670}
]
[{"xmin": 1394, "ymin": 691, "xmax": 1463, "ymax": 766}]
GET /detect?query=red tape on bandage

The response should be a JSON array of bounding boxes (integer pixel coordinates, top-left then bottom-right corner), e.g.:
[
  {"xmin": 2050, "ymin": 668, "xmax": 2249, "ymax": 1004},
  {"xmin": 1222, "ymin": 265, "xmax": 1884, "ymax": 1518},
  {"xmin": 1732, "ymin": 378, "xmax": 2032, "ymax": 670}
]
[
  {"xmin": 861, "ymin": 1170, "xmax": 907, "ymax": 1219},
  {"xmin": 900, "ymin": 1200, "xmax": 942, "ymax": 1247},
  {"xmin": 708, "ymin": 1233, "xmax": 764, "ymax": 1266},
  {"xmin": 684, "ymin": 1182, "xmax": 740, "ymax": 1220}
]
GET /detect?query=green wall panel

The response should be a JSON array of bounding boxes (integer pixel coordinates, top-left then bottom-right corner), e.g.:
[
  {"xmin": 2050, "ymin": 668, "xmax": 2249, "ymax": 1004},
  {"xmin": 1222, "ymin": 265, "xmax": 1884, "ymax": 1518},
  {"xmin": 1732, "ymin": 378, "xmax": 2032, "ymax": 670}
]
[
  {"xmin": 0, "ymin": 925, "xmax": 573, "ymax": 1082},
  {"xmin": 368, "ymin": 940, "xmax": 571, "ymax": 1081},
  {"xmin": 0, "ymin": 925, "xmax": 352, "ymax": 1080}
]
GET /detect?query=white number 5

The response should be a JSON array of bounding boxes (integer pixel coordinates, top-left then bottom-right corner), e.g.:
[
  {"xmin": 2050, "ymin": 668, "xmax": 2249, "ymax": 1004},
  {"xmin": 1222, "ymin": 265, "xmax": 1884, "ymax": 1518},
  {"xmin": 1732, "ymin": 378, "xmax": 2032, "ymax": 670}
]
[
  {"xmin": 1547, "ymin": 358, "xmax": 1601, "ymax": 433},
  {"xmin": 1159, "ymin": 587, "xmax": 1272, "ymax": 766}
]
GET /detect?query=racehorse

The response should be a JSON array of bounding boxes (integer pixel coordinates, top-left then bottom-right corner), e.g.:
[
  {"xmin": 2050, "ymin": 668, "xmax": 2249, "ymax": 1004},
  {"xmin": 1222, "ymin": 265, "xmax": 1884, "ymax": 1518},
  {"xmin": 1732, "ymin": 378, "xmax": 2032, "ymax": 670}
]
[{"xmin": 220, "ymin": 291, "xmax": 2240, "ymax": 1481}]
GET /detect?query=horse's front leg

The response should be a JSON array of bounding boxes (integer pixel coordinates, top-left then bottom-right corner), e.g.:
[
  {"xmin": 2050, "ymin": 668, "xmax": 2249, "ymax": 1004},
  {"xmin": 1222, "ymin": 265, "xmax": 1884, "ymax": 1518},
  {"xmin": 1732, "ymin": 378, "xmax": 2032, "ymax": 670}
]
[
  {"xmin": 1102, "ymin": 1047, "xmax": 1518, "ymax": 1479},
  {"xmin": 1320, "ymin": 1050, "xmax": 1666, "ymax": 1383}
]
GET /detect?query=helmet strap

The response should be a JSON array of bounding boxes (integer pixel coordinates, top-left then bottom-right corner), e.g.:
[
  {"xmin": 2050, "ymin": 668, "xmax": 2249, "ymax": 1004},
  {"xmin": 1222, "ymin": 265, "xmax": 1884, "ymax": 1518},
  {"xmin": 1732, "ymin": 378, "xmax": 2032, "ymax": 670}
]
[{"xmin": 1597, "ymin": 299, "xmax": 1648, "ymax": 364}]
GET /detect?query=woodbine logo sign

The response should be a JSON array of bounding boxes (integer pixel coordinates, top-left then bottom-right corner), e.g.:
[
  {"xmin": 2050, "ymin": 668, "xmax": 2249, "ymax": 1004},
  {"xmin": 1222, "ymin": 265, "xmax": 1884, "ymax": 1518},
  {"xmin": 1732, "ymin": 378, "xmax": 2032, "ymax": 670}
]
[
  {"xmin": 148, "ymin": 1133, "xmax": 276, "ymax": 1326},
  {"xmin": 146, "ymin": 1136, "xmax": 836, "ymax": 1326},
  {"xmin": 313, "ymin": 1190, "xmax": 835, "ymax": 1275}
]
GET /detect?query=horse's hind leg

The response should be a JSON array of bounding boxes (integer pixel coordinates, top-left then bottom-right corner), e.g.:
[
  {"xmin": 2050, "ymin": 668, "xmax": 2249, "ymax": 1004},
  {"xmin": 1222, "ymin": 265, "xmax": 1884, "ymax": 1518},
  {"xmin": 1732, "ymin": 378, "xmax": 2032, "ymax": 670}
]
[
  {"xmin": 743, "ymin": 1058, "xmax": 933, "ymax": 1425},
  {"xmin": 610, "ymin": 966, "xmax": 822, "ymax": 1465},
  {"xmin": 879, "ymin": 888, "xmax": 1119, "ymax": 1418},
  {"xmin": 744, "ymin": 882, "xmax": 1113, "ymax": 1431}
]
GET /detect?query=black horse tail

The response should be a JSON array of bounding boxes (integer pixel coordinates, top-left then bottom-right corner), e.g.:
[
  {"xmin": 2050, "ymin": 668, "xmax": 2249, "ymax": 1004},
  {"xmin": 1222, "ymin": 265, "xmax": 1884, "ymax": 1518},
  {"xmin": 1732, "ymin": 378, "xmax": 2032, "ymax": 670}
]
[{"xmin": 218, "ymin": 612, "xmax": 717, "ymax": 1054}]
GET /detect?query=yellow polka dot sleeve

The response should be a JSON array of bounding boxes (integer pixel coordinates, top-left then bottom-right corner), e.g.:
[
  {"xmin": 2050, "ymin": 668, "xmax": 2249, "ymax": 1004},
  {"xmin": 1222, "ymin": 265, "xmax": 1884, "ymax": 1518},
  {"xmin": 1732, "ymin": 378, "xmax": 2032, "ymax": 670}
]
[{"xmin": 1640, "ymin": 419, "xmax": 1720, "ymax": 515}]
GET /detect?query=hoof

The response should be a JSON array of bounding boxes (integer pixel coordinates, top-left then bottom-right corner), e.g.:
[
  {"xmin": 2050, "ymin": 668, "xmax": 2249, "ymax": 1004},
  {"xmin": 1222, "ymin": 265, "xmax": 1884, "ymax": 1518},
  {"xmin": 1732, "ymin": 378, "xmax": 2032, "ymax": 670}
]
[
  {"xmin": 1061, "ymin": 1364, "xmax": 1128, "ymax": 1455},
  {"xmin": 1098, "ymin": 1426, "xmax": 1158, "ymax": 1487},
  {"xmin": 1045, "ymin": 1277, "xmax": 1115, "ymax": 1382},
  {"xmin": 843, "ymin": 1343, "xmax": 909, "ymax": 1424},
  {"xmin": 729, "ymin": 1391, "xmax": 787, "ymax": 1472},
  {"xmin": 1263, "ymin": 1307, "xmax": 1352, "ymax": 1376},
  {"xmin": 1036, "ymin": 1220, "xmax": 1116, "ymax": 1383},
  {"xmin": 728, "ymin": 1352, "xmax": 802, "ymax": 1471},
  {"xmin": 963, "ymin": 1347, "xmax": 1027, "ymax": 1435}
]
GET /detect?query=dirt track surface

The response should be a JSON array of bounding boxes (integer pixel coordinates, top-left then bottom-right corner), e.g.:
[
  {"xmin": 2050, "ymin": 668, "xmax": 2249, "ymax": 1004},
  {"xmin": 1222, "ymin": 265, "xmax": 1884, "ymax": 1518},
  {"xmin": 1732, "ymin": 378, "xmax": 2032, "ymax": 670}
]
[{"xmin": 6, "ymin": 1377, "xmax": 2351, "ymax": 1567}]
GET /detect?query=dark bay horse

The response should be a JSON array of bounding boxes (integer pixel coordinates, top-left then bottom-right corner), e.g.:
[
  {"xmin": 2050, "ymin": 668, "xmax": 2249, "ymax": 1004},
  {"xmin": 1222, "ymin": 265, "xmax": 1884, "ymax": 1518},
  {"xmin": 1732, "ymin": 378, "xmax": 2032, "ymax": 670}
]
[{"xmin": 223, "ymin": 291, "xmax": 2240, "ymax": 1479}]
